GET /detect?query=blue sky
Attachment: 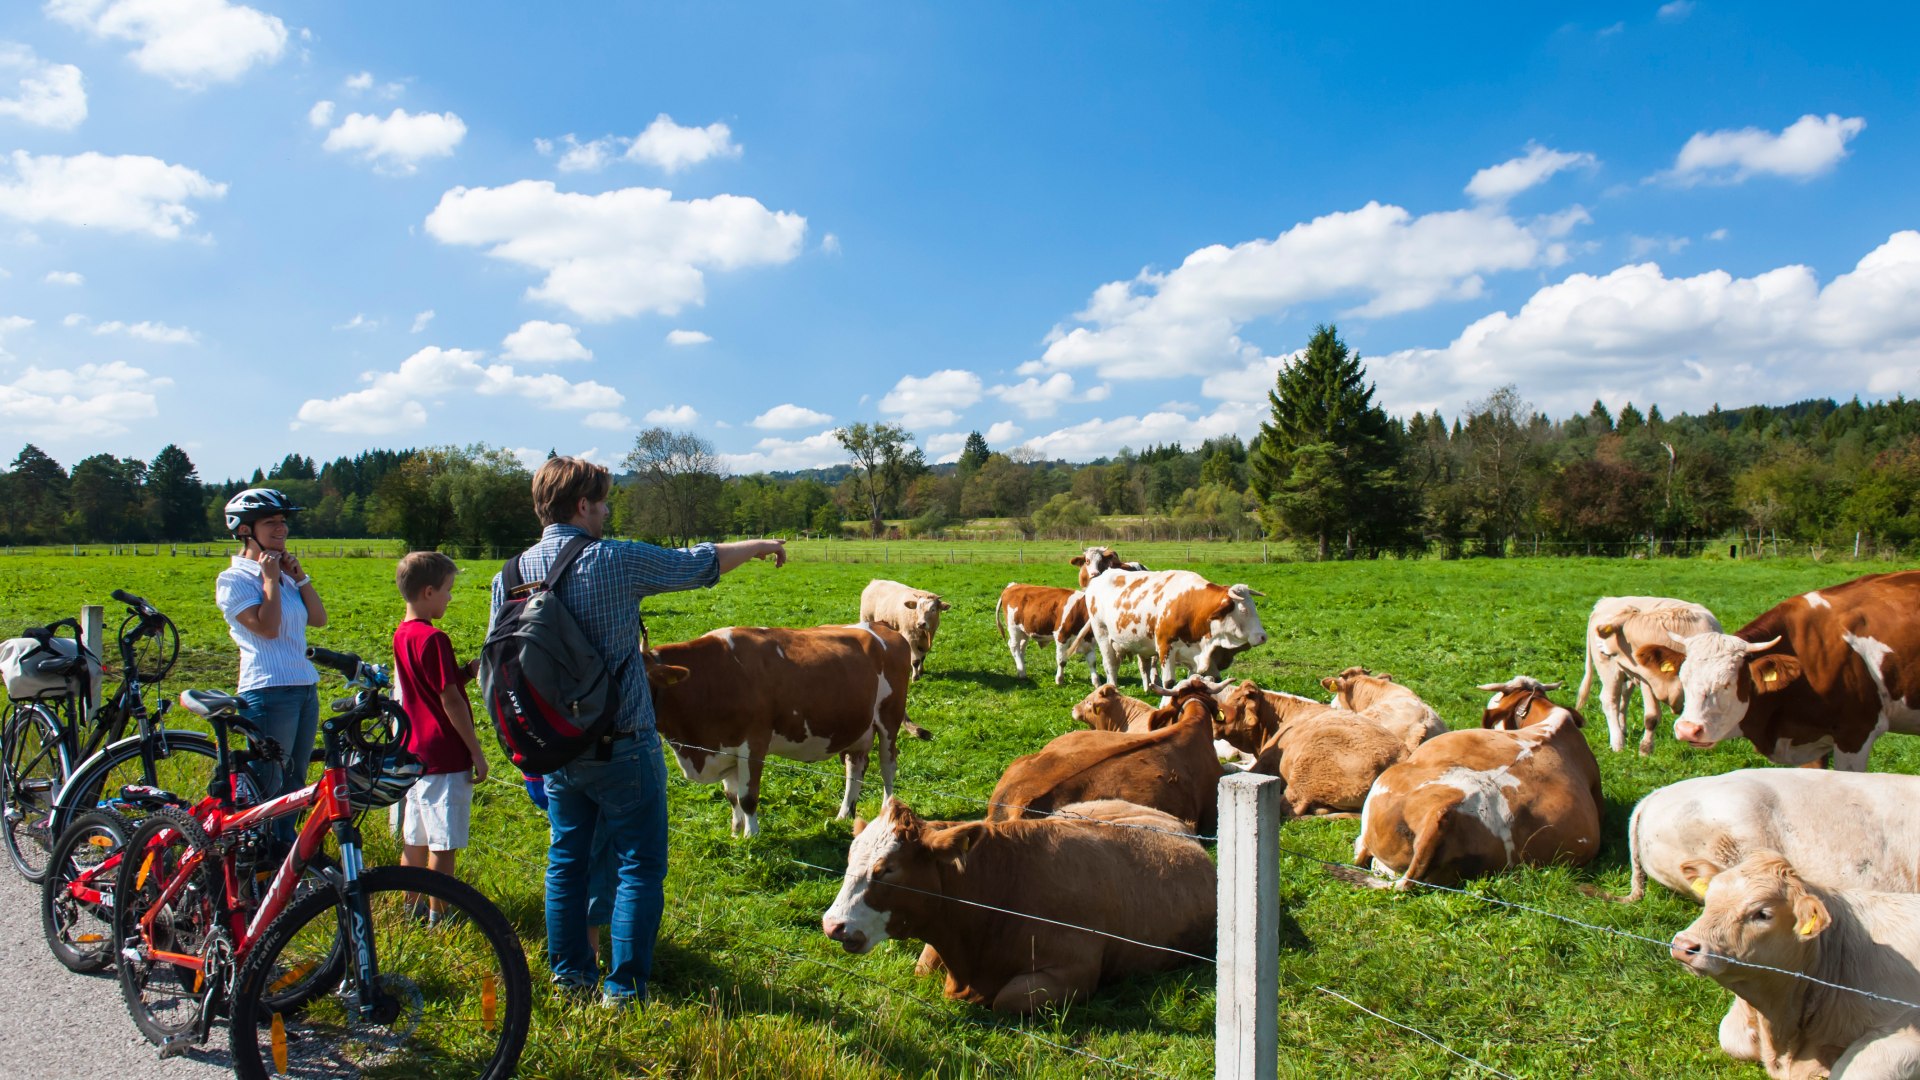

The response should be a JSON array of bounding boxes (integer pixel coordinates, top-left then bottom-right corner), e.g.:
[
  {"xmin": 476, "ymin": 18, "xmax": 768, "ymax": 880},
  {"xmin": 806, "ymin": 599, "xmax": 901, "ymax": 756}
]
[{"xmin": 2, "ymin": 2, "xmax": 1917, "ymax": 479}]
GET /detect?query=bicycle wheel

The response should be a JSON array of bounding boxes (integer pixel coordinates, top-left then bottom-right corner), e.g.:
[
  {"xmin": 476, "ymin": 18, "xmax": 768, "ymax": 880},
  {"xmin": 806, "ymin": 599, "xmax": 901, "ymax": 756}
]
[
  {"xmin": 116, "ymin": 806, "xmax": 222, "ymax": 1046},
  {"xmin": 56, "ymin": 731, "xmax": 219, "ymax": 837},
  {"xmin": 41, "ymin": 808, "xmax": 132, "ymax": 973},
  {"xmin": 229, "ymin": 866, "xmax": 531, "ymax": 1080},
  {"xmin": 3, "ymin": 702, "xmax": 68, "ymax": 882}
]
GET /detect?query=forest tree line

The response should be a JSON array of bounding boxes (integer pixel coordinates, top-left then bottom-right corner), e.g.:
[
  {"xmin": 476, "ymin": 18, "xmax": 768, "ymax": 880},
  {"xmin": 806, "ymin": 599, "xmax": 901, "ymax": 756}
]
[{"xmin": 4, "ymin": 327, "xmax": 1919, "ymax": 558}]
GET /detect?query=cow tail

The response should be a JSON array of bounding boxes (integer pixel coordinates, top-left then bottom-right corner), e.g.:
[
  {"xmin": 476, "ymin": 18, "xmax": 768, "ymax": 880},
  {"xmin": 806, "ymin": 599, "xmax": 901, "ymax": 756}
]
[
  {"xmin": 1579, "ymin": 799, "xmax": 1646, "ymax": 903},
  {"xmin": 994, "ymin": 590, "xmax": 1008, "ymax": 641},
  {"xmin": 900, "ymin": 718, "xmax": 934, "ymax": 741},
  {"xmin": 1576, "ymin": 635, "xmax": 1595, "ymax": 712}
]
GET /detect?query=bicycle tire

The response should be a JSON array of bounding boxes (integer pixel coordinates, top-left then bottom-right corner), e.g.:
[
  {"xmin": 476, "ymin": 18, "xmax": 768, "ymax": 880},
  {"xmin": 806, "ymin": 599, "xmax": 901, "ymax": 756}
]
[
  {"xmin": 41, "ymin": 807, "xmax": 133, "ymax": 973},
  {"xmin": 116, "ymin": 805, "xmax": 221, "ymax": 1045},
  {"xmin": 3, "ymin": 703, "xmax": 69, "ymax": 882},
  {"xmin": 228, "ymin": 865, "xmax": 531, "ymax": 1080},
  {"xmin": 54, "ymin": 730, "xmax": 219, "ymax": 839}
]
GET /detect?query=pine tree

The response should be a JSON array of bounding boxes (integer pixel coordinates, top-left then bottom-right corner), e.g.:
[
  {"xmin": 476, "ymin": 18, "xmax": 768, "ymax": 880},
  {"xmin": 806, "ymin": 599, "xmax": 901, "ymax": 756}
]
[
  {"xmin": 1248, "ymin": 325, "xmax": 1414, "ymax": 558},
  {"xmin": 958, "ymin": 431, "xmax": 991, "ymax": 472},
  {"xmin": 148, "ymin": 444, "xmax": 206, "ymax": 541}
]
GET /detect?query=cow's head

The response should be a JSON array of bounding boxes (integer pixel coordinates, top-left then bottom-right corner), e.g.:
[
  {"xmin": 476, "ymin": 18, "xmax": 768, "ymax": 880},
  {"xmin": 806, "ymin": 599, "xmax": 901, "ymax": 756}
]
[
  {"xmin": 1322, "ymin": 666, "xmax": 1387, "ymax": 708},
  {"xmin": 1641, "ymin": 633, "xmax": 1802, "ymax": 749},
  {"xmin": 1138, "ymin": 681, "xmax": 1221, "ymax": 732},
  {"xmin": 641, "ymin": 661, "xmax": 690, "ymax": 689},
  {"xmin": 895, "ymin": 592, "xmax": 950, "ymax": 637},
  {"xmin": 1071, "ymin": 684, "xmax": 1133, "ymax": 731},
  {"xmin": 1214, "ymin": 680, "xmax": 1277, "ymax": 753},
  {"xmin": 1475, "ymin": 676, "xmax": 1569, "ymax": 730},
  {"xmin": 823, "ymin": 798, "xmax": 964, "ymax": 955},
  {"xmin": 1201, "ymin": 584, "xmax": 1268, "ymax": 659},
  {"xmin": 1070, "ymin": 547, "xmax": 1124, "ymax": 588},
  {"xmin": 1670, "ymin": 851, "xmax": 1830, "ymax": 982}
]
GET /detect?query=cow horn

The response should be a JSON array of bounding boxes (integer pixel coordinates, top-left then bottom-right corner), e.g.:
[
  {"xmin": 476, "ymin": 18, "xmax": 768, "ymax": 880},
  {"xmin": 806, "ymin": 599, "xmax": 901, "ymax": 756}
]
[
  {"xmin": 1745, "ymin": 636, "xmax": 1782, "ymax": 653},
  {"xmin": 1668, "ymin": 632, "xmax": 1687, "ymax": 646},
  {"xmin": 1144, "ymin": 680, "xmax": 1174, "ymax": 696},
  {"xmin": 1475, "ymin": 682, "xmax": 1511, "ymax": 693},
  {"xmin": 1538, "ymin": 680, "xmax": 1564, "ymax": 690}
]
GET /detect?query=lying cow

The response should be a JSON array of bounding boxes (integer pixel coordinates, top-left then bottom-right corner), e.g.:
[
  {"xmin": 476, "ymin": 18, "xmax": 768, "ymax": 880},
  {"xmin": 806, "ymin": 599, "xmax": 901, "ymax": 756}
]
[
  {"xmin": 1478, "ymin": 675, "xmax": 1568, "ymax": 730},
  {"xmin": 859, "ymin": 579, "xmax": 950, "ymax": 681},
  {"xmin": 1322, "ymin": 667, "xmax": 1446, "ymax": 752},
  {"xmin": 1638, "ymin": 570, "xmax": 1920, "ymax": 770},
  {"xmin": 1673, "ymin": 851, "xmax": 1920, "ymax": 1078},
  {"xmin": 995, "ymin": 584, "xmax": 1100, "ymax": 686},
  {"xmin": 1351, "ymin": 695, "xmax": 1603, "ymax": 889},
  {"xmin": 1071, "ymin": 684, "xmax": 1158, "ymax": 733},
  {"xmin": 822, "ymin": 797, "xmax": 1214, "ymax": 1013},
  {"xmin": 1609, "ymin": 769, "xmax": 1920, "ymax": 904},
  {"xmin": 649, "ymin": 623, "xmax": 917, "ymax": 836},
  {"xmin": 1073, "ymin": 569, "xmax": 1267, "ymax": 689},
  {"xmin": 990, "ymin": 685, "xmax": 1223, "ymax": 834},
  {"xmin": 1069, "ymin": 546, "xmax": 1148, "ymax": 588},
  {"xmin": 1576, "ymin": 596, "xmax": 1721, "ymax": 755},
  {"xmin": 1214, "ymin": 679, "xmax": 1406, "ymax": 818}
]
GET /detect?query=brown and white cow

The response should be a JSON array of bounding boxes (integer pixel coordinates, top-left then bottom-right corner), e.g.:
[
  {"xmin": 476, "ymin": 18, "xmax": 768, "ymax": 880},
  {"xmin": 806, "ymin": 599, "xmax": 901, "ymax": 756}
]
[
  {"xmin": 821, "ymin": 797, "xmax": 1214, "ymax": 1013},
  {"xmin": 1069, "ymin": 546, "xmax": 1148, "ymax": 589},
  {"xmin": 859, "ymin": 579, "xmax": 951, "ymax": 681},
  {"xmin": 1611, "ymin": 769, "xmax": 1920, "ymax": 905},
  {"xmin": 994, "ymin": 584, "xmax": 1100, "ymax": 686},
  {"xmin": 1072, "ymin": 569, "xmax": 1267, "ymax": 689},
  {"xmin": 1576, "ymin": 596, "xmax": 1722, "ymax": 756},
  {"xmin": 1070, "ymin": 684, "xmax": 1158, "ymax": 733},
  {"xmin": 1213, "ymin": 680, "xmax": 1408, "ymax": 818},
  {"xmin": 1352, "ymin": 696, "xmax": 1603, "ymax": 889},
  {"xmin": 1321, "ymin": 667, "xmax": 1447, "ymax": 752},
  {"xmin": 989, "ymin": 687, "xmax": 1224, "ymax": 834},
  {"xmin": 648, "ymin": 623, "xmax": 916, "ymax": 836},
  {"xmin": 1477, "ymin": 675, "xmax": 1569, "ymax": 730},
  {"xmin": 1637, "ymin": 571, "xmax": 1920, "ymax": 770},
  {"xmin": 1672, "ymin": 852, "xmax": 1920, "ymax": 1079}
]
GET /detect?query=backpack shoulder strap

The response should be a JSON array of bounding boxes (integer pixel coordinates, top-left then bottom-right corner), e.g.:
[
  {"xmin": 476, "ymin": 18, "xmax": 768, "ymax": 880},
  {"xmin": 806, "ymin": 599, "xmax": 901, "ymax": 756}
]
[
  {"xmin": 501, "ymin": 552, "xmax": 525, "ymax": 593},
  {"xmin": 543, "ymin": 534, "xmax": 598, "ymax": 589}
]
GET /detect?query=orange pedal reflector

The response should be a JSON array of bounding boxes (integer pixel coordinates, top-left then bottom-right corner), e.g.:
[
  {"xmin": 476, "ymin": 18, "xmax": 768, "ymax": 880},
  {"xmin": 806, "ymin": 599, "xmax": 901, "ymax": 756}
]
[
  {"xmin": 74, "ymin": 933, "xmax": 105, "ymax": 943},
  {"xmin": 482, "ymin": 973, "xmax": 497, "ymax": 1030},
  {"xmin": 271, "ymin": 1013, "xmax": 288, "ymax": 1073},
  {"xmin": 88, "ymin": 835, "xmax": 114, "ymax": 847},
  {"xmin": 193, "ymin": 969, "xmax": 204, "ymax": 994}
]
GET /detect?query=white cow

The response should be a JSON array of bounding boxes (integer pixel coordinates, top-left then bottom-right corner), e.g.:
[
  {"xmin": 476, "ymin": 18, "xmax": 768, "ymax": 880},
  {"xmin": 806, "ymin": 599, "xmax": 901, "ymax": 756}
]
[
  {"xmin": 859, "ymin": 579, "xmax": 950, "ymax": 681},
  {"xmin": 1576, "ymin": 596, "xmax": 1721, "ymax": 755},
  {"xmin": 1072, "ymin": 569, "xmax": 1266, "ymax": 689}
]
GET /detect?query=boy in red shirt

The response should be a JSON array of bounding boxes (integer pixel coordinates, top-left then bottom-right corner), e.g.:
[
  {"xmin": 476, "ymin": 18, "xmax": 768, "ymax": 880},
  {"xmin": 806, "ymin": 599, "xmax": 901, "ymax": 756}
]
[{"xmin": 392, "ymin": 552, "xmax": 489, "ymax": 908}]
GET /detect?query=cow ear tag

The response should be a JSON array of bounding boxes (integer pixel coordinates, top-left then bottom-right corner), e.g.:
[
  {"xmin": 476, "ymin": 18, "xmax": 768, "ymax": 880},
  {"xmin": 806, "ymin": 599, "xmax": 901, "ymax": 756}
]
[
  {"xmin": 1764, "ymin": 670, "xmax": 1779, "ymax": 683},
  {"xmin": 1660, "ymin": 662, "xmax": 1676, "ymax": 673},
  {"xmin": 1690, "ymin": 878, "xmax": 1710, "ymax": 898},
  {"xmin": 1797, "ymin": 916, "xmax": 1820, "ymax": 936}
]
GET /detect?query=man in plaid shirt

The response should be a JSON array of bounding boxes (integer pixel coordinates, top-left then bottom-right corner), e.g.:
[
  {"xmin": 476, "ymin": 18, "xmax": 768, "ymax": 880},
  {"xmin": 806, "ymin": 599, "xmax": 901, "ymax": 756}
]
[{"xmin": 491, "ymin": 456, "xmax": 785, "ymax": 1005}]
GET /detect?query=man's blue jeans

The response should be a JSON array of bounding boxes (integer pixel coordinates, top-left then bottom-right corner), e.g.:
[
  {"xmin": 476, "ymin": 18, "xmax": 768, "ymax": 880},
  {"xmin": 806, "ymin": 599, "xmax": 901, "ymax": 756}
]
[
  {"xmin": 544, "ymin": 731, "xmax": 669, "ymax": 1001},
  {"xmin": 238, "ymin": 685, "xmax": 319, "ymax": 844}
]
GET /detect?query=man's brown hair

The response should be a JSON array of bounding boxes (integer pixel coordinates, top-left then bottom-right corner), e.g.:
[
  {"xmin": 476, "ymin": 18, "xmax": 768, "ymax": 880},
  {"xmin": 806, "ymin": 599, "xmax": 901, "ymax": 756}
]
[
  {"xmin": 396, "ymin": 551, "xmax": 459, "ymax": 602},
  {"xmin": 532, "ymin": 456, "xmax": 611, "ymax": 526}
]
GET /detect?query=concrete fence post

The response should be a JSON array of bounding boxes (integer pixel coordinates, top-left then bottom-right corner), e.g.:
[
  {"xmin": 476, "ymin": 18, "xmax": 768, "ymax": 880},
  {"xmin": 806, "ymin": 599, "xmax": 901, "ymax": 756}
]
[
  {"xmin": 81, "ymin": 604, "xmax": 104, "ymax": 723},
  {"xmin": 1217, "ymin": 771, "xmax": 1281, "ymax": 1080}
]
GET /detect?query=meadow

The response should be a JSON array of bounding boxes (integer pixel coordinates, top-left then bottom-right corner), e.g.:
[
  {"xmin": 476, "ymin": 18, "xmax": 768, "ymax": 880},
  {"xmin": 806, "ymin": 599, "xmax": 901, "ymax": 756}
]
[{"xmin": 4, "ymin": 546, "xmax": 1917, "ymax": 1078}]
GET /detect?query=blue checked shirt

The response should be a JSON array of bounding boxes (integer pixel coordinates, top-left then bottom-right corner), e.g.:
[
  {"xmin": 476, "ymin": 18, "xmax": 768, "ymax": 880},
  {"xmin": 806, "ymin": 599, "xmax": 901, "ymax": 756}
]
[
  {"xmin": 216, "ymin": 557, "xmax": 319, "ymax": 691},
  {"xmin": 488, "ymin": 525, "xmax": 720, "ymax": 735}
]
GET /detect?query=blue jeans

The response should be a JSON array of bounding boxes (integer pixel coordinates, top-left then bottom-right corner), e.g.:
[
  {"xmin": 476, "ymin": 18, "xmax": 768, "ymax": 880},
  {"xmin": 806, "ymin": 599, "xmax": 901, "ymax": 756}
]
[
  {"xmin": 239, "ymin": 685, "xmax": 320, "ymax": 844},
  {"xmin": 544, "ymin": 731, "xmax": 668, "ymax": 1001}
]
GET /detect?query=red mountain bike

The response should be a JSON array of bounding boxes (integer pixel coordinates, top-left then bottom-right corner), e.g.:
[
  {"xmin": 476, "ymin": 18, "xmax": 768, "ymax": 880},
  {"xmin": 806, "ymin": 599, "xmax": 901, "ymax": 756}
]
[{"xmin": 116, "ymin": 646, "xmax": 530, "ymax": 1079}]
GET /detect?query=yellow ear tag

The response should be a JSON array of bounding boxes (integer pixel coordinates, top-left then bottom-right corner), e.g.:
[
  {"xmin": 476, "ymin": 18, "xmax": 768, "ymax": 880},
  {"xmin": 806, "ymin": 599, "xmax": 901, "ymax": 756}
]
[
  {"xmin": 1764, "ymin": 671, "xmax": 1779, "ymax": 683},
  {"xmin": 1797, "ymin": 917, "xmax": 1820, "ymax": 936},
  {"xmin": 1660, "ymin": 662, "xmax": 1676, "ymax": 673},
  {"xmin": 1691, "ymin": 878, "xmax": 1710, "ymax": 898}
]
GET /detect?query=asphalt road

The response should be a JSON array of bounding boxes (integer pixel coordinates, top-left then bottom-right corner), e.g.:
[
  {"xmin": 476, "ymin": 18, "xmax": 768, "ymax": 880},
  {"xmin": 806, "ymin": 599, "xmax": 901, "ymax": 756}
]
[{"xmin": 0, "ymin": 870, "xmax": 231, "ymax": 1079}]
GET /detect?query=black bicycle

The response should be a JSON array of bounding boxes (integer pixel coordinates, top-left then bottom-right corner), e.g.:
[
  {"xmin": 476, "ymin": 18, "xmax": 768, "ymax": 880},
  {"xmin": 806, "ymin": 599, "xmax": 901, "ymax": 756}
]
[{"xmin": 1, "ymin": 590, "xmax": 217, "ymax": 881}]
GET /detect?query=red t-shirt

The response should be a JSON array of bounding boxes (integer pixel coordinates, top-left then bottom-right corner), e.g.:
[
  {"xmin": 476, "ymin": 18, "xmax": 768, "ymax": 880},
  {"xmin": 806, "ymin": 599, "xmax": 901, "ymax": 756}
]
[{"xmin": 393, "ymin": 619, "xmax": 473, "ymax": 775}]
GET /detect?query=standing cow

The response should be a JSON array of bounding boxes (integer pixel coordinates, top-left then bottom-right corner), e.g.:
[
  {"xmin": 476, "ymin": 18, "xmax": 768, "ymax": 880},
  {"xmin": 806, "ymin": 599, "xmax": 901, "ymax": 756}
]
[
  {"xmin": 860, "ymin": 579, "xmax": 950, "ymax": 681},
  {"xmin": 1072, "ymin": 569, "xmax": 1267, "ymax": 689},
  {"xmin": 649, "ymin": 623, "xmax": 917, "ymax": 836},
  {"xmin": 1069, "ymin": 547, "xmax": 1148, "ymax": 588},
  {"xmin": 1576, "ymin": 596, "xmax": 1721, "ymax": 755},
  {"xmin": 994, "ymin": 584, "xmax": 1100, "ymax": 685},
  {"xmin": 1637, "ymin": 571, "xmax": 1920, "ymax": 769}
]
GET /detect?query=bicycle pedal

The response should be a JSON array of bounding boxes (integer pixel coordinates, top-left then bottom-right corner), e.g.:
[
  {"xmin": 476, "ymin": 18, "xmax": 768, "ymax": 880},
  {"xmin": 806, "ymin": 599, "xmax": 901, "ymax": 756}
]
[{"xmin": 156, "ymin": 1033, "xmax": 198, "ymax": 1059}]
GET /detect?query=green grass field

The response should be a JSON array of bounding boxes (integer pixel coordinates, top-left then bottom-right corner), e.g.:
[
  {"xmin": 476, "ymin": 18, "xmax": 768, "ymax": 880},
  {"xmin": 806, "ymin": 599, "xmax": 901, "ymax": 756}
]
[{"xmin": 4, "ymin": 549, "xmax": 1917, "ymax": 1078}]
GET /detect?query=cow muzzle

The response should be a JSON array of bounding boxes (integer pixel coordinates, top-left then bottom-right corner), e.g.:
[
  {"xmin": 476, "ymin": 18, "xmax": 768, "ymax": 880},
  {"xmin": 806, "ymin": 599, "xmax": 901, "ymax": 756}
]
[
  {"xmin": 1669, "ymin": 932, "xmax": 1717, "ymax": 973},
  {"xmin": 822, "ymin": 918, "xmax": 871, "ymax": 954},
  {"xmin": 1674, "ymin": 721, "xmax": 1717, "ymax": 748}
]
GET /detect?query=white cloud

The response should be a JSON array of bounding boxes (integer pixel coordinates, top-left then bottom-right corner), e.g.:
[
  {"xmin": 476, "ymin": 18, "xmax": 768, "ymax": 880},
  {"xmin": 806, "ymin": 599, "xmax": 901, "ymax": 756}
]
[
  {"xmin": 1627, "ymin": 234, "xmax": 1690, "ymax": 258},
  {"xmin": 47, "ymin": 0, "xmax": 287, "ymax": 88},
  {"xmin": 627, "ymin": 114, "xmax": 740, "ymax": 172},
  {"xmin": 306, "ymin": 99, "xmax": 333, "ymax": 128},
  {"xmin": 1016, "ymin": 404, "xmax": 1259, "ymax": 462},
  {"xmin": 0, "ymin": 314, "xmax": 31, "ymax": 361},
  {"xmin": 984, "ymin": 420, "xmax": 1024, "ymax": 446},
  {"xmin": 929, "ymin": 420, "xmax": 1028, "ymax": 462},
  {"xmin": 1657, "ymin": 0, "xmax": 1696, "ymax": 21},
  {"xmin": 500, "ymin": 319, "xmax": 591, "ymax": 362},
  {"xmin": 879, "ymin": 369, "xmax": 983, "ymax": 428},
  {"xmin": 986, "ymin": 372, "xmax": 1110, "ymax": 419},
  {"xmin": 424, "ymin": 180, "xmax": 806, "ymax": 321},
  {"xmin": 1371, "ymin": 231, "xmax": 1920, "ymax": 418},
  {"xmin": 409, "ymin": 309, "xmax": 433, "ymax": 333},
  {"xmin": 821, "ymin": 232, "xmax": 841, "ymax": 255},
  {"xmin": 0, "ymin": 150, "xmax": 225, "ymax": 238},
  {"xmin": 749, "ymin": 402, "xmax": 831, "ymax": 429},
  {"xmin": 0, "ymin": 360, "xmax": 170, "ymax": 436},
  {"xmin": 665, "ymin": 328, "xmax": 711, "ymax": 346},
  {"xmin": 1665, "ymin": 113, "xmax": 1865, "ymax": 186},
  {"xmin": 1029, "ymin": 200, "xmax": 1569, "ymax": 382},
  {"xmin": 76, "ymin": 316, "xmax": 197, "ymax": 344},
  {"xmin": 319, "ymin": 107, "xmax": 466, "ymax": 174},
  {"xmin": 1199, "ymin": 348, "xmax": 1303, "ymax": 403},
  {"xmin": 294, "ymin": 345, "xmax": 625, "ymax": 435},
  {"xmin": 43, "ymin": 269, "xmax": 82, "ymax": 285},
  {"xmin": 718, "ymin": 428, "xmax": 845, "ymax": 473},
  {"xmin": 0, "ymin": 43, "xmax": 86, "ymax": 129},
  {"xmin": 333, "ymin": 312, "xmax": 376, "ymax": 331},
  {"xmin": 542, "ymin": 133, "xmax": 621, "ymax": 173},
  {"xmin": 344, "ymin": 70, "xmax": 371, "ymax": 90},
  {"xmin": 642, "ymin": 404, "xmax": 699, "ymax": 425},
  {"xmin": 1465, "ymin": 143, "xmax": 1596, "ymax": 204},
  {"xmin": 1708, "ymin": 228, "xmax": 1729, "ymax": 241},
  {"xmin": 582, "ymin": 411, "xmax": 631, "ymax": 431}
]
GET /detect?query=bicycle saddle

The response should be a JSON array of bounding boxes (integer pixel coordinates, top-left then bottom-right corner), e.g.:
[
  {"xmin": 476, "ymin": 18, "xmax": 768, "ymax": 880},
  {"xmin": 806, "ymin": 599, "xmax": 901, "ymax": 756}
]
[{"xmin": 177, "ymin": 689, "xmax": 245, "ymax": 717}]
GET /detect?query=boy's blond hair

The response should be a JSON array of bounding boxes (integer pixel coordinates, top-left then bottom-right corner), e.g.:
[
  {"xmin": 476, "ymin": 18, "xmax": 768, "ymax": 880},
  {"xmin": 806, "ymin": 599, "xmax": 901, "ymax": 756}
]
[{"xmin": 396, "ymin": 550, "xmax": 459, "ymax": 602}]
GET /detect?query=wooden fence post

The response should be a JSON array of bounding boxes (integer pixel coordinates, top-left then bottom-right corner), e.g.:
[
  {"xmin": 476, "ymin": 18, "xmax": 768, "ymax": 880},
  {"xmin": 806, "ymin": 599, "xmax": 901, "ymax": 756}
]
[
  {"xmin": 81, "ymin": 604, "xmax": 104, "ymax": 723},
  {"xmin": 1217, "ymin": 771, "xmax": 1281, "ymax": 1080}
]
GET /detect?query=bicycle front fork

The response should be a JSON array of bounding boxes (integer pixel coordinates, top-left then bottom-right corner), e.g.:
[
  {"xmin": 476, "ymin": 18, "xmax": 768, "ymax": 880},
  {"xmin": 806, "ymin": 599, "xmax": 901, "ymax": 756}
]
[{"xmin": 331, "ymin": 821, "xmax": 384, "ymax": 1021}]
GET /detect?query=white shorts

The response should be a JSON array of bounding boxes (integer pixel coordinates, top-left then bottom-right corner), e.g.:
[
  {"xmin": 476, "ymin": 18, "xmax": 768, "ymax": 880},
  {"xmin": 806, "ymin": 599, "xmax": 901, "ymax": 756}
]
[{"xmin": 391, "ymin": 772, "xmax": 474, "ymax": 851}]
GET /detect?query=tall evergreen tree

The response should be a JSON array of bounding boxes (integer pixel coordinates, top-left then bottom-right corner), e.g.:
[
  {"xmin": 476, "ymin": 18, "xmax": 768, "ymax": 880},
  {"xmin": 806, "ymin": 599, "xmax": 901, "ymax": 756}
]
[
  {"xmin": 1248, "ymin": 324, "xmax": 1414, "ymax": 558},
  {"xmin": 148, "ymin": 444, "xmax": 206, "ymax": 541},
  {"xmin": 6, "ymin": 445, "xmax": 69, "ymax": 543},
  {"xmin": 958, "ymin": 431, "xmax": 991, "ymax": 472}
]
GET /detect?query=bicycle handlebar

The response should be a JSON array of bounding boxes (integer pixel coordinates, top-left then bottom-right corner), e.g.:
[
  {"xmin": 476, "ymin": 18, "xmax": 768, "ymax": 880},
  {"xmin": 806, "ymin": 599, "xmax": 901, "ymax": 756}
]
[
  {"xmin": 111, "ymin": 589, "xmax": 158, "ymax": 617},
  {"xmin": 306, "ymin": 646, "xmax": 363, "ymax": 680}
]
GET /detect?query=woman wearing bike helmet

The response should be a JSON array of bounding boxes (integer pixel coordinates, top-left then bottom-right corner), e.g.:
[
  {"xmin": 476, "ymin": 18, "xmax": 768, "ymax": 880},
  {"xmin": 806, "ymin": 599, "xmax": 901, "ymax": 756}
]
[{"xmin": 215, "ymin": 488, "xmax": 329, "ymax": 839}]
